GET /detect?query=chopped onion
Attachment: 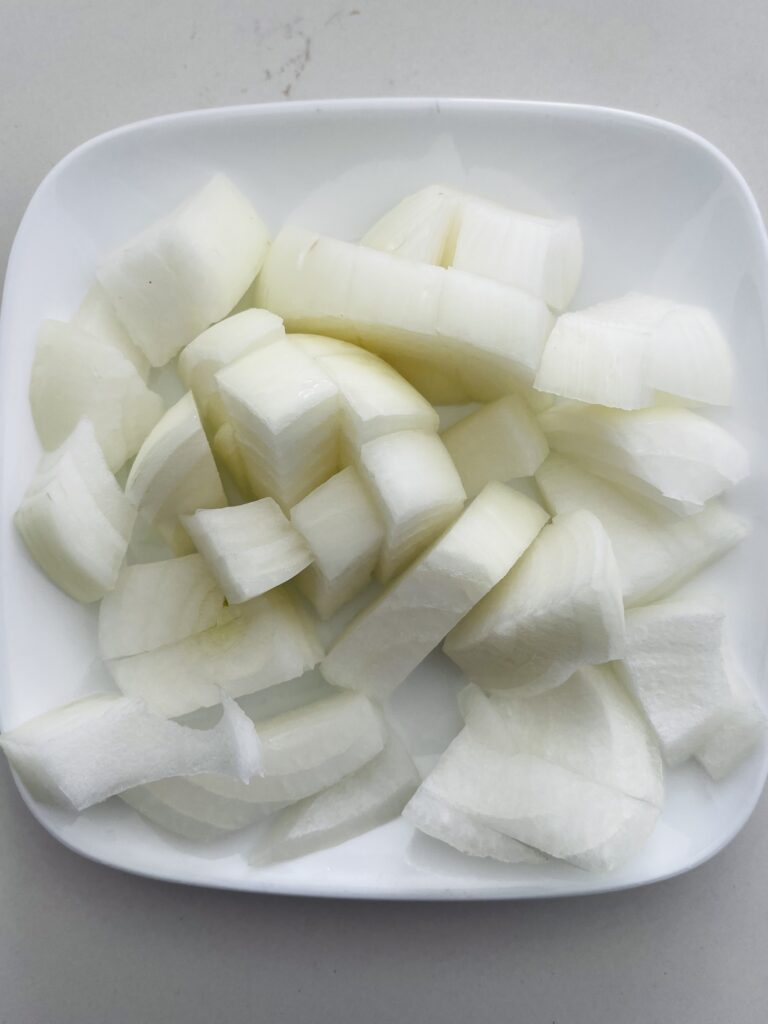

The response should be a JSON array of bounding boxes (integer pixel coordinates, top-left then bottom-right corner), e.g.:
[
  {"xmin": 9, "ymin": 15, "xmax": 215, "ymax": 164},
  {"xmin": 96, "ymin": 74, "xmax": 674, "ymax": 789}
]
[
  {"xmin": 98, "ymin": 554, "xmax": 226, "ymax": 659},
  {"xmin": 441, "ymin": 395, "xmax": 548, "ymax": 498},
  {"xmin": 15, "ymin": 420, "xmax": 136, "ymax": 602},
  {"xmin": 30, "ymin": 319, "xmax": 163, "ymax": 471},
  {"xmin": 357, "ymin": 429, "xmax": 466, "ymax": 581},
  {"xmin": 536, "ymin": 455, "xmax": 748, "ymax": 606},
  {"xmin": 184, "ymin": 499, "xmax": 312, "ymax": 604},
  {"xmin": 0, "ymin": 693, "xmax": 263, "ymax": 811},
  {"xmin": 108, "ymin": 589, "xmax": 323, "ymax": 718},
  {"xmin": 445, "ymin": 510, "xmax": 625, "ymax": 694},
  {"xmin": 125, "ymin": 392, "xmax": 226, "ymax": 554},
  {"xmin": 321, "ymin": 483, "xmax": 548, "ymax": 698},
  {"xmin": 97, "ymin": 175, "xmax": 270, "ymax": 366}
]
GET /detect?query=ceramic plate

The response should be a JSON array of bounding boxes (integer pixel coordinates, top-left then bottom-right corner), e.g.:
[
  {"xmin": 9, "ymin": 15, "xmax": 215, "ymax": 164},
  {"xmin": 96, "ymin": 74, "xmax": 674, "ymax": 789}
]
[{"xmin": 1, "ymin": 98, "xmax": 767, "ymax": 898}]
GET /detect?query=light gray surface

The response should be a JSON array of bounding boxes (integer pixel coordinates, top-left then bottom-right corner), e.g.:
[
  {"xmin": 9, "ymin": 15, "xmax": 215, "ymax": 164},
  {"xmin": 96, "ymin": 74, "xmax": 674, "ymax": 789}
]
[{"xmin": 1, "ymin": 1, "xmax": 767, "ymax": 1021}]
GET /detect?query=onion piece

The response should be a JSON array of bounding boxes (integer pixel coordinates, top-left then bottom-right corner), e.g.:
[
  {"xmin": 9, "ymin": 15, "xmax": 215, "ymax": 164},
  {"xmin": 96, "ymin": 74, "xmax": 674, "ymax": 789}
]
[
  {"xmin": 444, "ymin": 510, "xmax": 625, "ymax": 694},
  {"xmin": 212, "ymin": 421, "xmax": 253, "ymax": 499},
  {"xmin": 177, "ymin": 308, "xmax": 284, "ymax": 429},
  {"xmin": 109, "ymin": 589, "xmax": 323, "ymax": 718},
  {"xmin": 290, "ymin": 467, "xmax": 384, "ymax": 619},
  {"xmin": 0, "ymin": 693, "xmax": 262, "ymax": 811},
  {"xmin": 15, "ymin": 420, "xmax": 136, "ymax": 603},
  {"xmin": 695, "ymin": 669, "xmax": 767, "ymax": 780},
  {"xmin": 254, "ymin": 227, "xmax": 554, "ymax": 401},
  {"xmin": 250, "ymin": 729, "xmax": 419, "ymax": 865},
  {"xmin": 441, "ymin": 395, "xmax": 548, "ymax": 498},
  {"xmin": 30, "ymin": 319, "xmax": 163, "ymax": 471},
  {"xmin": 360, "ymin": 184, "xmax": 460, "ymax": 264},
  {"xmin": 535, "ymin": 455, "xmax": 748, "ymax": 606},
  {"xmin": 461, "ymin": 669, "xmax": 663, "ymax": 807},
  {"xmin": 97, "ymin": 175, "xmax": 270, "ymax": 366},
  {"xmin": 194, "ymin": 690, "xmax": 385, "ymax": 804},
  {"xmin": 617, "ymin": 599, "xmax": 737, "ymax": 766},
  {"xmin": 120, "ymin": 777, "xmax": 277, "ymax": 842},
  {"xmin": 540, "ymin": 403, "xmax": 749, "ymax": 514},
  {"xmin": 420, "ymin": 727, "xmax": 659, "ymax": 872},
  {"xmin": 451, "ymin": 198, "xmax": 582, "ymax": 311},
  {"xmin": 216, "ymin": 338, "xmax": 340, "ymax": 508},
  {"xmin": 98, "ymin": 554, "xmax": 226, "ymax": 659},
  {"xmin": 534, "ymin": 293, "xmax": 734, "ymax": 408},
  {"xmin": 125, "ymin": 392, "xmax": 226, "ymax": 554},
  {"xmin": 321, "ymin": 483, "xmax": 548, "ymax": 699},
  {"xmin": 386, "ymin": 352, "xmax": 472, "ymax": 405},
  {"xmin": 183, "ymin": 499, "xmax": 312, "ymax": 604},
  {"xmin": 403, "ymin": 786, "xmax": 544, "ymax": 864},
  {"xmin": 357, "ymin": 429, "xmax": 466, "ymax": 581},
  {"xmin": 292, "ymin": 334, "xmax": 439, "ymax": 451},
  {"xmin": 73, "ymin": 283, "xmax": 150, "ymax": 379}
]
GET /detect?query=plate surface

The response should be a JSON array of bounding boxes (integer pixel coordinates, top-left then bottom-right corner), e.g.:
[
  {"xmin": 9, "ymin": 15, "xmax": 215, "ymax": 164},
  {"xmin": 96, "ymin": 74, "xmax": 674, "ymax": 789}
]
[{"xmin": 1, "ymin": 98, "xmax": 767, "ymax": 899}]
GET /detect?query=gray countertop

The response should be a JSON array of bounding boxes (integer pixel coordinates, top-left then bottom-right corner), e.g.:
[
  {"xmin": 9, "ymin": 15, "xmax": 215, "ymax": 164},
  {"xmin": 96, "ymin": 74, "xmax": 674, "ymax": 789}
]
[{"xmin": 1, "ymin": 2, "xmax": 767, "ymax": 1022}]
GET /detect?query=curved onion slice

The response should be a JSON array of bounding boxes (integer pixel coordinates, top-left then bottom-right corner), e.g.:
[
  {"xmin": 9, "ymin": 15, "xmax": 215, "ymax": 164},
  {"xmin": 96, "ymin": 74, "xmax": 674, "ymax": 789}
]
[
  {"xmin": 290, "ymin": 467, "xmax": 384, "ymax": 619},
  {"xmin": 357, "ymin": 429, "xmax": 466, "ymax": 582},
  {"xmin": 120, "ymin": 777, "xmax": 276, "ymax": 841},
  {"xmin": 321, "ymin": 484, "xmax": 549, "ymax": 698},
  {"xmin": 0, "ymin": 693, "xmax": 262, "ymax": 811},
  {"xmin": 177, "ymin": 308, "xmax": 284, "ymax": 428},
  {"xmin": 441, "ymin": 395, "xmax": 548, "ymax": 498},
  {"xmin": 420, "ymin": 727, "xmax": 659, "ymax": 872},
  {"xmin": 534, "ymin": 293, "xmax": 734, "ymax": 408},
  {"xmin": 361, "ymin": 184, "xmax": 460, "ymax": 264},
  {"xmin": 250, "ymin": 729, "xmax": 419, "ymax": 865},
  {"xmin": 423, "ymin": 671, "xmax": 662, "ymax": 870},
  {"xmin": 195, "ymin": 691, "xmax": 386, "ymax": 804},
  {"xmin": 254, "ymin": 227, "xmax": 554, "ymax": 401},
  {"xmin": 216, "ymin": 339, "xmax": 340, "ymax": 508},
  {"xmin": 184, "ymin": 499, "xmax": 312, "ymax": 604},
  {"xmin": 125, "ymin": 392, "xmax": 226, "ymax": 554},
  {"xmin": 98, "ymin": 554, "xmax": 225, "ymax": 659},
  {"xmin": 15, "ymin": 420, "xmax": 136, "ymax": 602},
  {"xmin": 535, "ymin": 455, "xmax": 748, "ymax": 606},
  {"xmin": 73, "ymin": 283, "xmax": 150, "ymax": 379},
  {"xmin": 97, "ymin": 175, "xmax": 270, "ymax": 366},
  {"xmin": 403, "ymin": 786, "xmax": 544, "ymax": 864},
  {"xmin": 460, "ymin": 669, "xmax": 663, "ymax": 807},
  {"xmin": 451, "ymin": 199, "xmax": 583, "ymax": 311},
  {"xmin": 540, "ymin": 403, "xmax": 749, "ymax": 513},
  {"xmin": 444, "ymin": 510, "xmax": 625, "ymax": 694},
  {"xmin": 109, "ymin": 589, "xmax": 323, "ymax": 718},
  {"xmin": 30, "ymin": 319, "xmax": 163, "ymax": 471},
  {"xmin": 292, "ymin": 334, "xmax": 439, "ymax": 450},
  {"xmin": 386, "ymin": 352, "xmax": 472, "ymax": 405}
]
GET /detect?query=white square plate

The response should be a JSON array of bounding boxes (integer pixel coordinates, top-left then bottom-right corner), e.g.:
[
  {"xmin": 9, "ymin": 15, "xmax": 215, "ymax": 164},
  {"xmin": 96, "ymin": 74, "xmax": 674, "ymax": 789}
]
[{"xmin": 1, "ymin": 98, "xmax": 767, "ymax": 899}]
